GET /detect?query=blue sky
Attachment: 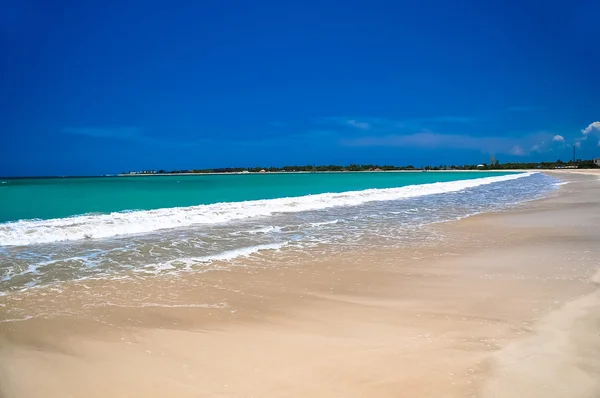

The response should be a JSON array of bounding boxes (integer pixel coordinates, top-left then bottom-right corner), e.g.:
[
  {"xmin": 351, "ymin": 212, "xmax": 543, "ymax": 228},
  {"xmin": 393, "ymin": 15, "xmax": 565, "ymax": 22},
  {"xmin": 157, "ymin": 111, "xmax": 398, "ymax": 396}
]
[{"xmin": 1, "ymin": 0, "xmax": 599, "ymax": 176}]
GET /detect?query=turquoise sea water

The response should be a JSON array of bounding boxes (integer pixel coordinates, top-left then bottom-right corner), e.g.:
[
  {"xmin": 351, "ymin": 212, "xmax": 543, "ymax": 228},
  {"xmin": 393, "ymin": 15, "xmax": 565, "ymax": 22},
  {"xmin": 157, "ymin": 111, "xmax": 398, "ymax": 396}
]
[{"xmin": 0, "ymin": 172, "xmax": 511, "ymax": 222}]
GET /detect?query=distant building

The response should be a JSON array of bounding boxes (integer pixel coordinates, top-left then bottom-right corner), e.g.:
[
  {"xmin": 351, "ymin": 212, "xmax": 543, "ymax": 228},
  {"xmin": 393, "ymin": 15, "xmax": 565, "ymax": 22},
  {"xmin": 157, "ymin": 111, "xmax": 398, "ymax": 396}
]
[{"xmin": 594, "ymin": 158, "xmax": 600, "ymax": 167}]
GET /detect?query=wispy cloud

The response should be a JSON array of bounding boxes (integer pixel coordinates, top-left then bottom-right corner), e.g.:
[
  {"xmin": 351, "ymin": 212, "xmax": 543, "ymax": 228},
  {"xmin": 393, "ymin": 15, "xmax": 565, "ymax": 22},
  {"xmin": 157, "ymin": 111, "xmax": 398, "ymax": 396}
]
[
  {"xmin": 328, "ymin": 111, "xmax": 560, "ymax": 156},
  {"xmin": 340, "ymin": 132, "xmax": 534, "ymax": 156},
  {"xmin": 346, "ymin": 119, "xmax": 371, "ymax": 130},
  {"xmin": 319, "ymin": 108, "xmax": 544, "ymax": 134},
  {"xmin": 509, "ymin": 145, "xmax": 525, "ymax": 156},
  {"xmin": 317, "ymin": 117, "xmax": 398, "ymax": 131},
  {"xmin": 62, "ymin": 127, "xmax": 143, "ymax": 140},
  {"xmin": 318, "ymin": 116, "xmax": 475, "ymax": 133}
]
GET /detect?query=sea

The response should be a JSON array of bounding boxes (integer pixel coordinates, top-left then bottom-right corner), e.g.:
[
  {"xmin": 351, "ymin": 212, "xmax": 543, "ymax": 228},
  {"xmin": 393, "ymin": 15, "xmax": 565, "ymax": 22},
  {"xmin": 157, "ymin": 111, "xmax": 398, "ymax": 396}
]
[{"xmin": 0, "ymin": 172, "xmax": 559, "ymax": 297}]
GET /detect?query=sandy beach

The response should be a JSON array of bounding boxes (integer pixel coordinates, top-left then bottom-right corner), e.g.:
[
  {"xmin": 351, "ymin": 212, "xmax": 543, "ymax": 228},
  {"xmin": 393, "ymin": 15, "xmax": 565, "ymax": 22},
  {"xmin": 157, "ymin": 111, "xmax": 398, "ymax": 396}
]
[{"xmin": 1, "ymin": 170, "xmax": 600, "ymax": 397}]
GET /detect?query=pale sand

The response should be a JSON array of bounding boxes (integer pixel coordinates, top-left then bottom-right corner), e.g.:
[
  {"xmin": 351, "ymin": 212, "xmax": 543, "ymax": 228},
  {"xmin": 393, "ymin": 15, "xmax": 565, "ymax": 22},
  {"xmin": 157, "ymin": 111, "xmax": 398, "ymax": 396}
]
[{"xmin": 1, "ymin": 172, "xmax": 600, "ymax": 397}]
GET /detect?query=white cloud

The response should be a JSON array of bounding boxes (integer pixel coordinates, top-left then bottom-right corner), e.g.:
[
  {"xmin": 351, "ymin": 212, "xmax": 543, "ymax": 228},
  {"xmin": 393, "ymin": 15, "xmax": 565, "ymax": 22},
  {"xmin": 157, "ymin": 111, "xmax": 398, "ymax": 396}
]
[
  {"xmin": 509, "ymin": 145, "xmax": 525, "ymax": 156},
  {"xmin": 552, "ymin": 135, "xmax": 565, "ymax": 143},
  {"xmin": 346, "ymin": 119, "xmax": 371, "ymax": 130},
  {"xmin": 581, "ymin": 121, "xmax": 600, "ymax": 136}
]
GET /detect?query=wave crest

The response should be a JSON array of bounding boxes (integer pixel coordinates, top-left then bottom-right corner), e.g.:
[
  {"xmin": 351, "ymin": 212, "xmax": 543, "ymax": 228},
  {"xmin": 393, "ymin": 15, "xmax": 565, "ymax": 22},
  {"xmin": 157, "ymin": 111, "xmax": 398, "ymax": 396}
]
[{"xmin": 0, "ymin": 173, "xmax": 533, "ymax": 246}]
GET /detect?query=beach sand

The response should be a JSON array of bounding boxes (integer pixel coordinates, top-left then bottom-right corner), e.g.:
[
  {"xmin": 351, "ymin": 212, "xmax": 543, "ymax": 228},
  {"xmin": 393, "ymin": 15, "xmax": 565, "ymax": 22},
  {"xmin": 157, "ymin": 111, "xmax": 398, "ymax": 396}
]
[{"xmin": 1, "ymin": 171, "xmax": 600, "ymax": 397}]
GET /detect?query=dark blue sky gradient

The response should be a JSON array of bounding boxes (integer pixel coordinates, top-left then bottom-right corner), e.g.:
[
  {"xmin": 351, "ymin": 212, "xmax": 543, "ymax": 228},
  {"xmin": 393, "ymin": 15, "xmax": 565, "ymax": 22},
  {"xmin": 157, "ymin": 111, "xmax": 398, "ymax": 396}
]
[{"xmin": 1, "ymin": 0, "xmax": 599, "ymax": 176}]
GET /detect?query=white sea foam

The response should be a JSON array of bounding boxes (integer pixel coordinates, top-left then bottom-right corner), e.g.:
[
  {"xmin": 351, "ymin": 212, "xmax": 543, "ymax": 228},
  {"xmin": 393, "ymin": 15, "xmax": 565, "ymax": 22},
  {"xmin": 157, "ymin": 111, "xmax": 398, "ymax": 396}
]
[
  {"xmin": 245, "ymin": 226, "xmax": 282, "ymax": 234},
  {"xmin": 0, "ymin": 316, "xmax": 33, "ymax": 323},
  {"xmin": 306, "ymin": 219, "xmax": 342, "ymax": 228},
  {"xmin": 138, "ymin": 242, "xmax": 288, "ymax": 274},
  {"xmin": 0, "ymin": 173, "xmax": 533, "ymax": 246},
  {"xmin": 30, "ymin": 255, "xmax": 99, "ymax": 270},
  {"xmin": 2, "ymin": 263, "xmax": 40, "ymax": 281}
]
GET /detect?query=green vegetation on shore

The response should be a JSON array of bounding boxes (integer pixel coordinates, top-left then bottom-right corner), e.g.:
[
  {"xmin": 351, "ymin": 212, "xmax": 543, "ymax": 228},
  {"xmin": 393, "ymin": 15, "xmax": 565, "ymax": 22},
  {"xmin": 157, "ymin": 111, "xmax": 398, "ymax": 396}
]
[{"xmin": 125, "ymin": 159, "xmax": 599, "ymax": 175}]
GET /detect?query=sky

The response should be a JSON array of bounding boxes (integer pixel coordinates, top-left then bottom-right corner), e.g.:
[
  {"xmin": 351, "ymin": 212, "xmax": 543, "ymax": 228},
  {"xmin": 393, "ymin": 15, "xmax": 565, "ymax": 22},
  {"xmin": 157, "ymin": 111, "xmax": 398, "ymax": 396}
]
[{"xmin": 1, "ymin": 0, "xmax": 599, "ymax": 176}]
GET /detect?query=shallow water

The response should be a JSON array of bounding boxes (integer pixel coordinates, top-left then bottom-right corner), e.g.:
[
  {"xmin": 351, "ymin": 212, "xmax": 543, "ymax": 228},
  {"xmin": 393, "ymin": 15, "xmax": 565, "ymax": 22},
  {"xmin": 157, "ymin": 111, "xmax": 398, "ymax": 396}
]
[{"xmin": 0, "ymin": 172, "xmax": 558, "ymax": 294}]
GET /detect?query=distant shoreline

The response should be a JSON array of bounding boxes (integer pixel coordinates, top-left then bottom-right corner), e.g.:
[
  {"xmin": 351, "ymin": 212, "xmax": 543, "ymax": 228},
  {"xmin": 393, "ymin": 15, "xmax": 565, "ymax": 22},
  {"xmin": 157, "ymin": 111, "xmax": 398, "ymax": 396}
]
[
  {"xmin": 116, "ymin": 169, "xmax": 524, "ymax": 177},
  {"xmin": 3, "ymin": 165, "xmax": 596, "ymax": 180},
  {"xmin": 0, "ymin": 170, "xmax": 518, "ymax": 179}
]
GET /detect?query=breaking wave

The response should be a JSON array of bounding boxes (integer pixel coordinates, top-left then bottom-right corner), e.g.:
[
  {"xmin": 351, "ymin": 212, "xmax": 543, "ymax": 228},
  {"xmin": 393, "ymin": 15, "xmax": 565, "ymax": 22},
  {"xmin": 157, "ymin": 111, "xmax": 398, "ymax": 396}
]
[{"xmin": 0, "ymin": 173, "xmax": 533, "ymax": 246}]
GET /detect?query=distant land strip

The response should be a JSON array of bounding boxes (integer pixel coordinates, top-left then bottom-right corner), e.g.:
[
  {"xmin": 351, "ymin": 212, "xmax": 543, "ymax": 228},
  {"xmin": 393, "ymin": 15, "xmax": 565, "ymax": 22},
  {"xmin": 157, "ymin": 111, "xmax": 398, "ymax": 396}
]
[{"xmin": 120, "ymin": 159, "xmax": 599, "ymax": 175}]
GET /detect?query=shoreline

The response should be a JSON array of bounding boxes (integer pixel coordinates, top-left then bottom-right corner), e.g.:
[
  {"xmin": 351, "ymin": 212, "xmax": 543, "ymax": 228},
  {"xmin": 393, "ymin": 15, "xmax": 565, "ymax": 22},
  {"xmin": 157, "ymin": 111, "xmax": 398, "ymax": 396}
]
[
  {"xmin": 1, "ymin": 172, "xmax": 600, "ymax": 397},
  {"xmin": 0, "ymin": 171, "xmax": 535, "ymax": 248},
  {"xmin": 116, "ymin": 170, "xmax": 524, "ymax": 176},
  {"xmin": 116, "ymin": 169, "xmax": 599, "ymax": 177},
  {"xmin": 2, "ymin": 168, "xmax": 597, "ymax": 180}
]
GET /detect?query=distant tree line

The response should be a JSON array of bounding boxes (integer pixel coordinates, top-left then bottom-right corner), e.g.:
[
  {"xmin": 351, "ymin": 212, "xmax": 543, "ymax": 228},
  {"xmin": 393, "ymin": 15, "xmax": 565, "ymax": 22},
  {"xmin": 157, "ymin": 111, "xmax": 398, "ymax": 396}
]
[
  {"xmin": 124, "ymin": 159, "xmax": 598, "ymax": 175},
  {"xmin": 246, "ymin": 164, "xmax": 417, "ymax": 172},
  {"xmin": 484, "ymin": 159, "xmax": 599, "ymax": 170}
]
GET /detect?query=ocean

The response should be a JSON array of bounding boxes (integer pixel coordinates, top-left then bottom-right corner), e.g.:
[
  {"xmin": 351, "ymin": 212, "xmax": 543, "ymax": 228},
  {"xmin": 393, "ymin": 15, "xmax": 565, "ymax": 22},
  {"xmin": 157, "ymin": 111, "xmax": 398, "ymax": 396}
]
[{"xmin": 0, "ymin": 172, "xmax": 558, "ymax": 297}]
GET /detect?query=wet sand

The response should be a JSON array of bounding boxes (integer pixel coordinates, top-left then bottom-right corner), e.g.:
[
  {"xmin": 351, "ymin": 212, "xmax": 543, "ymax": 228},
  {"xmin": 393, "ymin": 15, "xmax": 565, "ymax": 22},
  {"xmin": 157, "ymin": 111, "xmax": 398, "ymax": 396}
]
[{"xmin": 1, "ymin": 171, "xmax": 600, "ymax": 397}]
